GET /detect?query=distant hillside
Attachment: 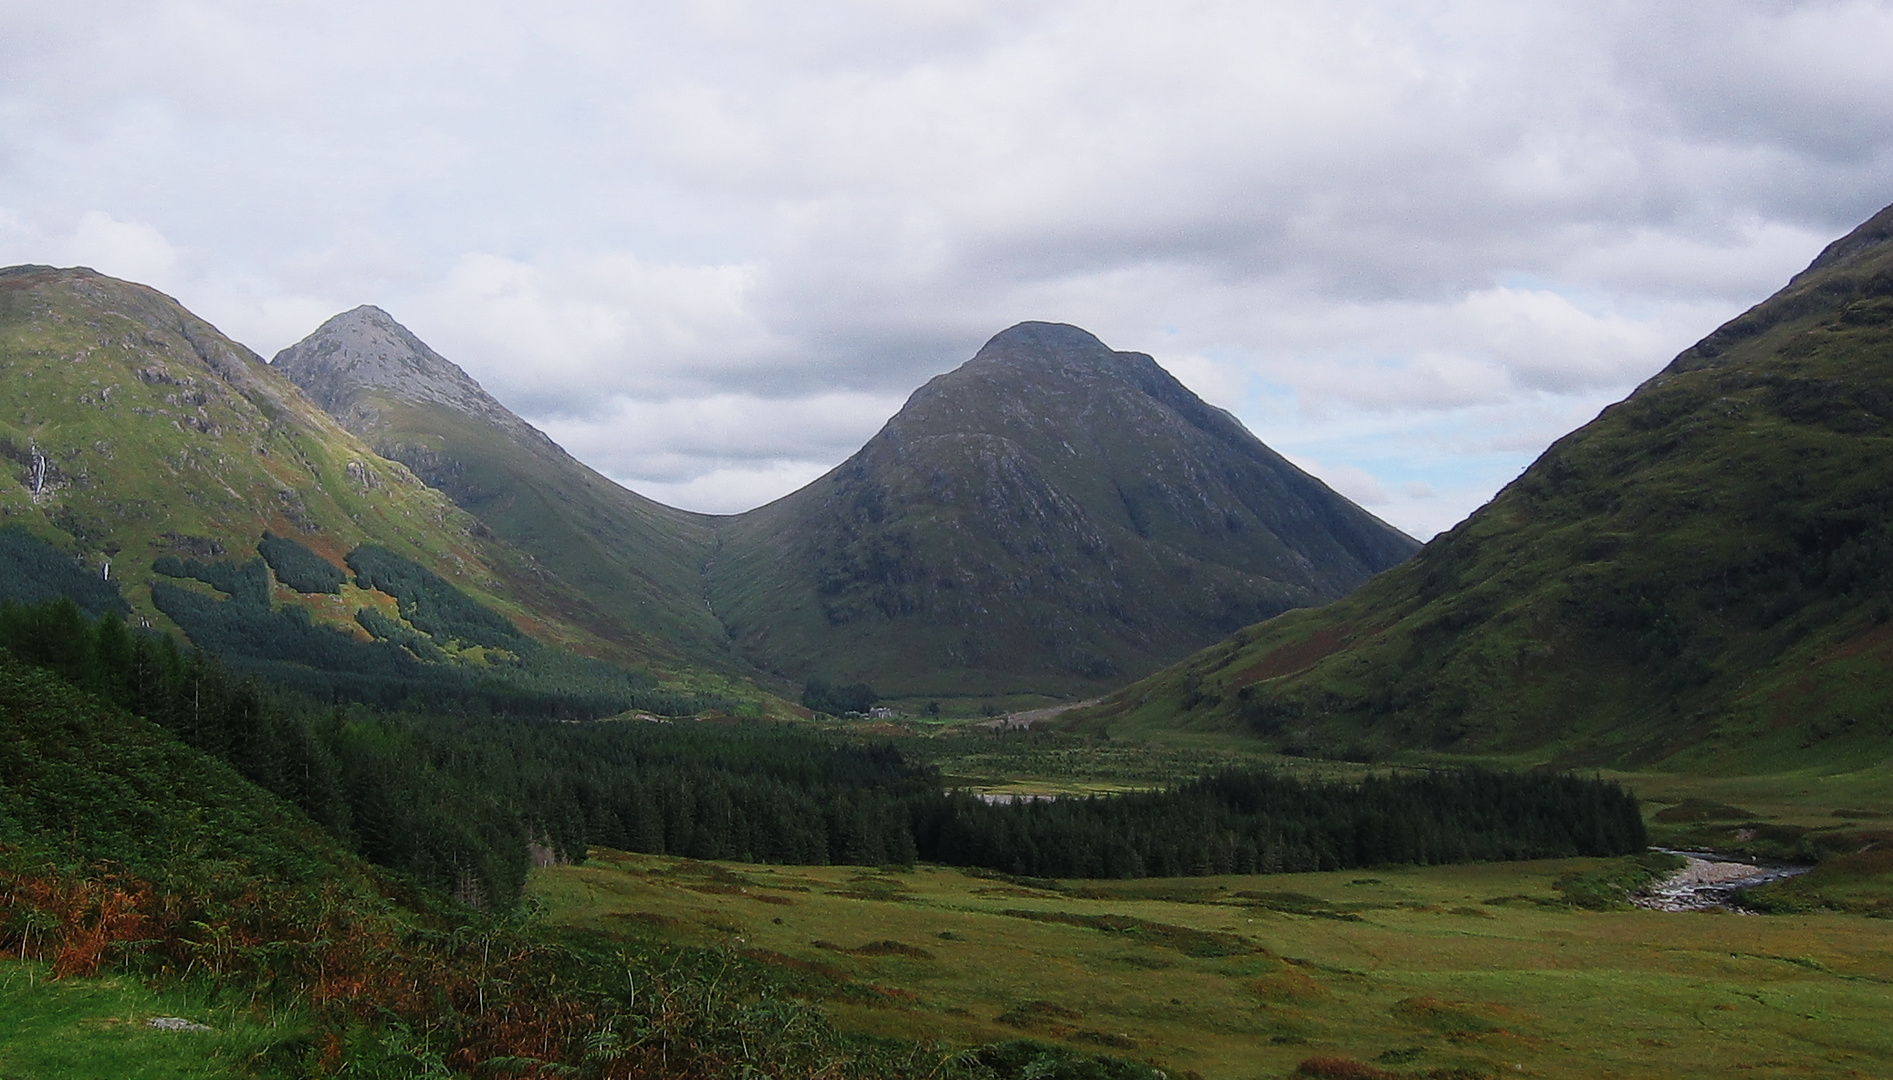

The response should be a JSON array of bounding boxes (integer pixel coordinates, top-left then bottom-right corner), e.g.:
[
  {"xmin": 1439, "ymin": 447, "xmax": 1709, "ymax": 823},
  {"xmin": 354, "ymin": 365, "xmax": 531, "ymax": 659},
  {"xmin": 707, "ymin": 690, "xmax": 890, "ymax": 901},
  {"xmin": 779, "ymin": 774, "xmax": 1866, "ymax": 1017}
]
[
  {"xmin": 0, "ymin": 266, "xmax": 747, "ymax": 712},
  {"xmin": 272, "ymin": 307, "xmax": 730, "ymax": 672},
  {"xmin": 709, "ymin": 322, "xmax": 1418, "ymax": 698},
  {"xmin": 1076, "ymin": 202, "xmax": 1893, "ymax": 769}
]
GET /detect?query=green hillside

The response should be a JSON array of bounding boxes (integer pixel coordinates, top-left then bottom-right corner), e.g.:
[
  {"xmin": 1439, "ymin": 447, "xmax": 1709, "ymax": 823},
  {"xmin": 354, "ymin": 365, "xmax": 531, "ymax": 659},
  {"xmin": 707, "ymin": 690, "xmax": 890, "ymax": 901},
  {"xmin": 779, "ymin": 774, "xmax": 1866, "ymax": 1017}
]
[
  {"xmin": 271, "ymin": 307, "xmax": 731, "ymax": 673},
  {"xmin": 1075, "ymin": 202, "xmax": 1893, "ymax": 770},
  {"xmin": 0, "ymin": 267, "xmax": 760, "ymax": 711},
  {"xmin": 709, "ymin": 322, "xmax": 1418, "ymax": 700}
]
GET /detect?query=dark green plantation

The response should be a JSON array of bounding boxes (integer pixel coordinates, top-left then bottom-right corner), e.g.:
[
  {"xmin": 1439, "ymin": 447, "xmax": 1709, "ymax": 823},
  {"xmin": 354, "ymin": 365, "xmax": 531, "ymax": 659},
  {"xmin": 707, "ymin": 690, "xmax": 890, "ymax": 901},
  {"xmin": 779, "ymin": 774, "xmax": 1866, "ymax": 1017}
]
[{"xmin": 2, "ymin": 596, "xmax": 1644, "ymax": 906}]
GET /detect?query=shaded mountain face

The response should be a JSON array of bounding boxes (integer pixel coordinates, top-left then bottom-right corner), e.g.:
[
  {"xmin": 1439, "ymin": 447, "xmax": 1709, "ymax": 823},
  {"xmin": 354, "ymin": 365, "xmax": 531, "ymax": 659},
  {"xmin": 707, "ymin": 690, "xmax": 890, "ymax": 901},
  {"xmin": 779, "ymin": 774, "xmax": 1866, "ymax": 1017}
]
[
  {"xmin": 276, "ymin": 312, "xmax": 1413, "ymax": 700},
  {"xmin": 272, "ymin": 307, "xmax": 729, "ymax": 670},
  {"xmin": 1079, "ymin": 202, "xmax": 1893, "ymax": 769},
  {"xmin": 0, "ymin": 267, "xmax": 706, "ymax": 683},
  {"xmin": 708, "ymin": 322, "xmax": 1419, "ymax": 696}
]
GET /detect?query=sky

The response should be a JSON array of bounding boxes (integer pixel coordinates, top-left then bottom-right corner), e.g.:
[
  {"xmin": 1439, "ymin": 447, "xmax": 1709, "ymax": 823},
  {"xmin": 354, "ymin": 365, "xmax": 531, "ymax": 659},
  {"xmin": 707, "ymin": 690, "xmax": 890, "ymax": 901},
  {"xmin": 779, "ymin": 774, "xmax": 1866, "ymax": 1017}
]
[{"xmin": 3, "ymin": 1, "xmax": 1891, "ymax": 539}]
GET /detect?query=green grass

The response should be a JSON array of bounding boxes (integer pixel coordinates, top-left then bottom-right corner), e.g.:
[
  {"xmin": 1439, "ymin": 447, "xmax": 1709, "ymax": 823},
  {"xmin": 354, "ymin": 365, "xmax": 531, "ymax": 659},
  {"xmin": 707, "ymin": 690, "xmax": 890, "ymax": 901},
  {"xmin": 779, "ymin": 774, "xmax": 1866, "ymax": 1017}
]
[
  {"xmin": 0, "ymin": 962, "xmax": 307, "ymax": 1079},
  {"xmin": 535, "ymin": 851, "xmax": 1893, "ymax": 1080}
]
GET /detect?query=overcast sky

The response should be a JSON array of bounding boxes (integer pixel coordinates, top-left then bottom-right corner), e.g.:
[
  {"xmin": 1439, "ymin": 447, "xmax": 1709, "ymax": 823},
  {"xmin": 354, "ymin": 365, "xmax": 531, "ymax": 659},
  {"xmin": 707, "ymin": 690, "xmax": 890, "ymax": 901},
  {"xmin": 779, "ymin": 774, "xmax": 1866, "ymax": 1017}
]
[{"xmin": 4, "ymin": 1, "xmax": 1891, "ymax": 537}]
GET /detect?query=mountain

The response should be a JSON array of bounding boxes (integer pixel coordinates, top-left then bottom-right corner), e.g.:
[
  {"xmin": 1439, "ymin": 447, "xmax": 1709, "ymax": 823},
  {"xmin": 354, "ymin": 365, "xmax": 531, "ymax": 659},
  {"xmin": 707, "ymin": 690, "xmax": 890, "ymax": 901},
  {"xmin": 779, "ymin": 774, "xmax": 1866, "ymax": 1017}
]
[
  {"xmin": 272, "ymin": 306, "xmax": 729, "ymax": 670},
  {"xmin": 1074, "ymin": 202, "xmax": 1893, "ymax": 769},
  {"xmin": 0, "ymin": 266, "xmax": 747, "ymax": 712},
  {"xmin": 707, "ymin": 322, "xmax": 1419, "ymax": 698},
  {"xmin": 275, "ymin": 314, "xmax": 1415, "ymax": 702}
]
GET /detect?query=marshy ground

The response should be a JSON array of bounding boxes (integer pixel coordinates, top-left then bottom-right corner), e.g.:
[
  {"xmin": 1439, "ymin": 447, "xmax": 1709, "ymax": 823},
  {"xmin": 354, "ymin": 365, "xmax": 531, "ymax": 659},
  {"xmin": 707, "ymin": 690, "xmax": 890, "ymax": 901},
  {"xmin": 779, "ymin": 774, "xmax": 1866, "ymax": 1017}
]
[{"xmin": 533, "ymin": 850, "xmax": 1893, "ymax": 1080}]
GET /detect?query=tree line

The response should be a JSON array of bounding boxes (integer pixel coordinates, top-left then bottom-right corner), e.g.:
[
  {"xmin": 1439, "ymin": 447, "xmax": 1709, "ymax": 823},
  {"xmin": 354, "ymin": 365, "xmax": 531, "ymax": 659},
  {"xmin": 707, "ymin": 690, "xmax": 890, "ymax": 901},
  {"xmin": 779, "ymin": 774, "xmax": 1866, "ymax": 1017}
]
[{"xmin": 3, "ymin": 595, "xmax": 1647, "ymax": 908}]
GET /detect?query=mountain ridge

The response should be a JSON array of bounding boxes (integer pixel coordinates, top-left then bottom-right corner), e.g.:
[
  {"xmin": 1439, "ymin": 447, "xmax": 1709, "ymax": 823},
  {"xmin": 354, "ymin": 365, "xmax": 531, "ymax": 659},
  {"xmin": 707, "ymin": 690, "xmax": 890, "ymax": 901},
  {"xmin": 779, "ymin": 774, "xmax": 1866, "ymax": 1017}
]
[
  {"xmin": 0, "ymin": 265, "xmax": 755, "ymax": 711},
  {"xmin": 708, "ymin": 320, "xmax": 1418, "ymax": 696},
  {"xmin": 272, "ymin": 307, "xmax": 733, "ymax": 673},
  {"xmin": 274, "ymin": 313, "xmax": 1417, "ymax": 701},
  {"xmin": 1071, "ymin": 200, "xmax": 1893, "ymax": 768}
]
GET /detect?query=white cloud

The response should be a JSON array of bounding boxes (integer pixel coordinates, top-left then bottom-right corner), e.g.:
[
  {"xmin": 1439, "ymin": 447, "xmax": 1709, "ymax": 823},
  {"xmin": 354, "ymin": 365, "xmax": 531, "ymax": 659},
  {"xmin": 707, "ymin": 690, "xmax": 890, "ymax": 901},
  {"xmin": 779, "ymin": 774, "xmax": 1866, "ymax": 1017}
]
[
  {"xmin": 0, "ymin": 210, "xmax": 184, "ymax": 291},
  {"xmin": 1, "ymin": 0, "xmax": 1890, "ymax": 537},
  {"xmin": 403, "ymin": 251, "xmax": 786, "ymax": 413},
  {"xmin": 535, "ymin": 390, "xmax": 905, "ymax": 485}
]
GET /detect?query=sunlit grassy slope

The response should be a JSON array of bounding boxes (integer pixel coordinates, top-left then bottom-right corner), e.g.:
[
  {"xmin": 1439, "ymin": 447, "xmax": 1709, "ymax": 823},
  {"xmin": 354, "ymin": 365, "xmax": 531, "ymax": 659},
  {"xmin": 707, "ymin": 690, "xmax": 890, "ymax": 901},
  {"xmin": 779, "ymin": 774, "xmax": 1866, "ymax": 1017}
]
[
  {"xmin": 1072, "ymin": 202, "xmax": 1893, "ymax": 771},
  {"xmin": 535, "ymin": 850, "xmax": 1893, "ymax": 1080},
  {"xmin": 0, "ymin": 267, "xmax": 774, "ymax": 707}
]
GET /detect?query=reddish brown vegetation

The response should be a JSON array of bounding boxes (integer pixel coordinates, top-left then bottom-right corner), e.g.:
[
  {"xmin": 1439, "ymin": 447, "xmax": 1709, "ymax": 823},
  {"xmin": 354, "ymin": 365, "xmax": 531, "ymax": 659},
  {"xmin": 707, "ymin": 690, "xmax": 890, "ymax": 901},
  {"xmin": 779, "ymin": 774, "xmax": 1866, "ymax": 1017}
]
[
  {"xmin": 1296, "ymin": 1059, "xmax": 1402, "ymax": 1080},
  {"xmin": 0, "ymin": 858, "xmax": 843, "ymax": 1078},
  {"xmin": 1231, "ymin": 628, "xmax": 1346, "ymax": 686}
]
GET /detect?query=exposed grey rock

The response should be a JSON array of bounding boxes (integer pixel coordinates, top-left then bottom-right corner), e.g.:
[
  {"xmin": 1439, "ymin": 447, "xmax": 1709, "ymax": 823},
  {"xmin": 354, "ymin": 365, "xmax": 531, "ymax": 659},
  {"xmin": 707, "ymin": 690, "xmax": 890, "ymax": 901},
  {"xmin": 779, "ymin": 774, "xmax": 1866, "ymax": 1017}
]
[{"xmin": 272, "ymin": 306, "xmax": 526, "ymax": 436}]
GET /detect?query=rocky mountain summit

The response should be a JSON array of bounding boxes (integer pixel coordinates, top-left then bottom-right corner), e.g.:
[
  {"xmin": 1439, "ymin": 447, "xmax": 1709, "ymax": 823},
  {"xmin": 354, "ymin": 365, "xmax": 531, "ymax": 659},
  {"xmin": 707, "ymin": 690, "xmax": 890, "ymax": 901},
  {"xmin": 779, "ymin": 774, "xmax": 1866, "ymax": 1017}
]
[{"xmin": 274, "ymin": 306, "xmax": 513, "ymax": 430}]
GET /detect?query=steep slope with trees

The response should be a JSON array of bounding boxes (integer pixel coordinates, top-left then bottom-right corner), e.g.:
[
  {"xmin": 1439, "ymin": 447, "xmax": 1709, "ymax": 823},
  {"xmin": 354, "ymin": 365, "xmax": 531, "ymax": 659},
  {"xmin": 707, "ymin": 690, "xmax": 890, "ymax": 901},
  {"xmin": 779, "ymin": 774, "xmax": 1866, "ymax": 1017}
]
[
  {"xmin": 1075, "ymin": 202, "xmax": 1893, "ymax": 769},
  {"xmin": 0, "ymin": 266, "xmax": 746, "ymax": 708},
  {"xmin": 272, "ymin": 306, "xmax": 730, "ymax": 671}
]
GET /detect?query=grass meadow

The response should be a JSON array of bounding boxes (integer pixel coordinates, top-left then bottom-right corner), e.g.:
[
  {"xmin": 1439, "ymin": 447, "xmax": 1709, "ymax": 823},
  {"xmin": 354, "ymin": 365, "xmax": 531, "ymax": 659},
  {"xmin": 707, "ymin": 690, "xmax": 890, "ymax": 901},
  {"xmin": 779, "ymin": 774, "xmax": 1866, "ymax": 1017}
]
[
  {"xmin": 0, "ymin": 962, "xmax": 309, "ymax": 1078},
  {"xmin": 533, "ymin": 850, "xmax": 1893, "ymax": 1080}
]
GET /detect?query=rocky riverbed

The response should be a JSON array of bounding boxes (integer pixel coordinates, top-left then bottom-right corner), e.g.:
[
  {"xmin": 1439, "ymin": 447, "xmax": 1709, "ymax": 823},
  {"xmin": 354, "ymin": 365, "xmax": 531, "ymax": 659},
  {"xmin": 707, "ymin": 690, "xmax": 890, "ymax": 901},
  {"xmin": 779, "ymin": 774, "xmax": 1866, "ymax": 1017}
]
[{"xmin": 1635, "ymin": 850, "xmax": 1810, "ymax": 911}]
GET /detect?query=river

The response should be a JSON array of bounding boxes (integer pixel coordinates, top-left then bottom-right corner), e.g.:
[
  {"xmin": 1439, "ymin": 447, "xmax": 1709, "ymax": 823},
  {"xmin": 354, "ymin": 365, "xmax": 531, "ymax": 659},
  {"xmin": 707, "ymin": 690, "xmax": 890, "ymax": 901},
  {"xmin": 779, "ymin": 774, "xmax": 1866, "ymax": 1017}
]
[{"xmin": 1634, "ymin": 848, "xmax": 1812, "ymax": 911}]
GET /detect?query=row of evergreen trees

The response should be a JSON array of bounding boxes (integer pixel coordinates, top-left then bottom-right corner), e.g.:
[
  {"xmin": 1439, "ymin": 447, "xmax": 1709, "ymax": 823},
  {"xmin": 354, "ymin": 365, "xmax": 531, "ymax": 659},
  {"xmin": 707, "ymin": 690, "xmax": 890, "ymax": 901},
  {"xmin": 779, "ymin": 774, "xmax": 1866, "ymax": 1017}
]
[
  {"xmin": 0, "ymin": 595, "xmax": 1647, "ymax": 906},
  {"xmin": 914, "ymin": 767, "xmax": 1646, "ymax": 878}
]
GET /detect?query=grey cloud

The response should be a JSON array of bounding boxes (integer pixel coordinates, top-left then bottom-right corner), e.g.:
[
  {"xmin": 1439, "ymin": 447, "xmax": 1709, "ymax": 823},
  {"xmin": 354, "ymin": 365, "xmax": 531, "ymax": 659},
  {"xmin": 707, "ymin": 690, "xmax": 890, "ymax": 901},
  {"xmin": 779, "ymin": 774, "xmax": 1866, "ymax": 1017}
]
[{"xmin": 3, "ymin": 0, "xmax": 1891, "ymax": 534}]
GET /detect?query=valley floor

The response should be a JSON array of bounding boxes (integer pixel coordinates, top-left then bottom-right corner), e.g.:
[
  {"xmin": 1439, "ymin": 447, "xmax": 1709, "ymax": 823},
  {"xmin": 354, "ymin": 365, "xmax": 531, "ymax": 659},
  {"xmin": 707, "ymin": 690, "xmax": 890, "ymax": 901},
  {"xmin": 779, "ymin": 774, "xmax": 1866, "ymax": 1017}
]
[{"xmin": 534, "ymin": 852, "xmax": 1893, "ymax": 1080}]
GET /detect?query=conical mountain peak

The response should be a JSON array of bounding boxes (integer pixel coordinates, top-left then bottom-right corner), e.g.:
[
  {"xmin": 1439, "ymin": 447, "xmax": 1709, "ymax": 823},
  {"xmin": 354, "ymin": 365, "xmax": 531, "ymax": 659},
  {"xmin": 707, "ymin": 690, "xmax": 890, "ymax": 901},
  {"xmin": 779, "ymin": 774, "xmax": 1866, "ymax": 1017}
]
[
  {"xmin": 273, "ymin": 306, "xmax": 507, "ymax": 427},
  {"xmin": 711, "ymin": 321, "xmax": 1418, "ymax": 694},
  {"xmin": 957, "ymin": 320, "xmax": 1157, "ymax": 386}
]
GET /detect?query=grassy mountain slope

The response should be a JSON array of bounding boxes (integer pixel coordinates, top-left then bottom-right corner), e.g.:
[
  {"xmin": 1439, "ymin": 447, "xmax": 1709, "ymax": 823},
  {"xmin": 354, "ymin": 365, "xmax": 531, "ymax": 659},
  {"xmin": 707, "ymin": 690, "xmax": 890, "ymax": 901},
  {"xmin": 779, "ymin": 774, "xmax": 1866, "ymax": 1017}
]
[
  {"xmin": 1074, "ymin": 202, "xmax": 1893, "ymax": 769},
  {"xmin": 710, "ymin": 322, "xmax": 1418, "ymax": 699},
  {"xmin": 274, "ymin": 312, "xmax": 1414, "ymax": 703},
  {"xmin": 271, "ymin": 307, "xmax": 730, "ymax": 671},
  {"xmin": 0, "ymin": 266, "xmax": 755, "ymax": 707}
]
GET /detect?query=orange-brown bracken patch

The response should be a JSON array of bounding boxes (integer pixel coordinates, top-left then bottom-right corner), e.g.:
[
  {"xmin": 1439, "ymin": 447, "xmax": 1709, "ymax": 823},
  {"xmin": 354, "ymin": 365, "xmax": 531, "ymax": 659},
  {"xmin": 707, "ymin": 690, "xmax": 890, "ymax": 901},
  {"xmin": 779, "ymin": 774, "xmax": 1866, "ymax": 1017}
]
[{"xmin": 1231, "ymin": 628, "xmax": 1345, "ymax": 686}]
